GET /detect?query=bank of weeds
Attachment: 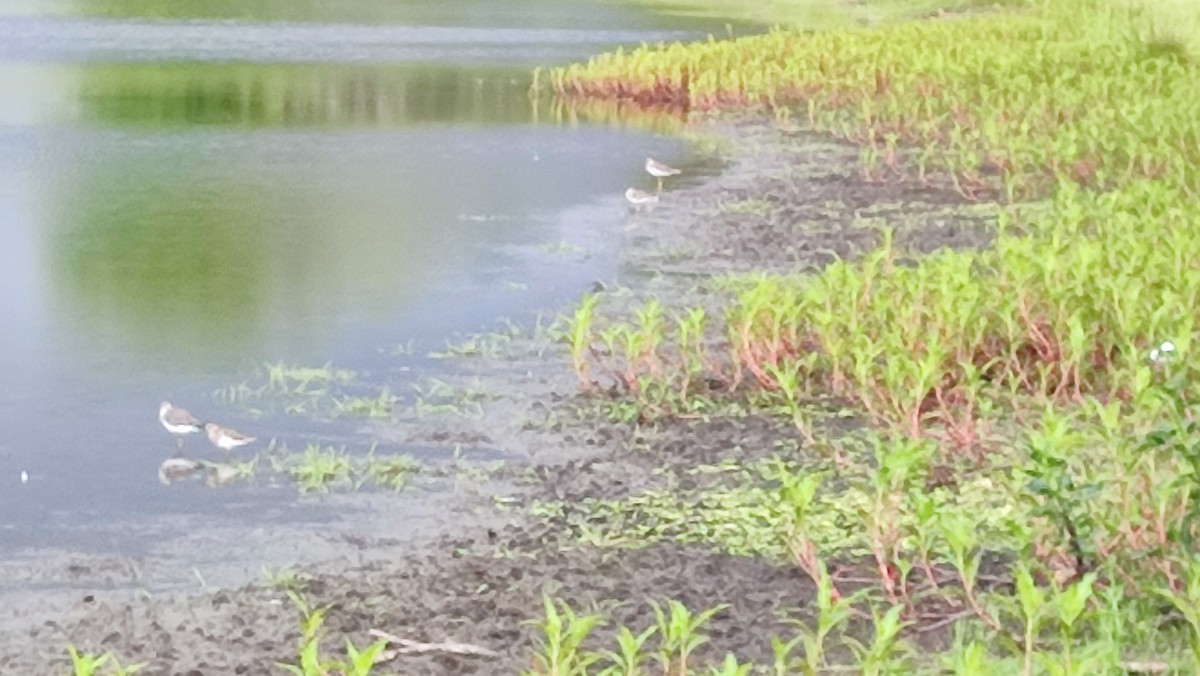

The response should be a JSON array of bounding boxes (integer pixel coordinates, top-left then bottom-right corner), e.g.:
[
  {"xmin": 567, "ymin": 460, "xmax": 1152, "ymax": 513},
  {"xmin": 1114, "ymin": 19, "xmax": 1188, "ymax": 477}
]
[
  {"xmin": 615, "ymin": 0, "xmax": 1019, "ymax": 30},
  {"xmin": 531, "ymin": 0, "xmax": 1200, "ymax": 672}
]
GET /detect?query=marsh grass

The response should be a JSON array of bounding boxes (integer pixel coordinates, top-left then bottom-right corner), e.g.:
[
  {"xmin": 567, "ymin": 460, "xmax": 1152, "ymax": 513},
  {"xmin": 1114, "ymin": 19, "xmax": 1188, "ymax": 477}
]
[
  {"xmin": 531, "ymin": 449, "xmax": 1017, "ymax": 560},
  {"xmin": 411, "ymin": 377, "xmax": 496, "ymax": 418},
  {"xmin": 538, "ymin": 0, "xmax": 1200, "ymax": 670},
  {"xmin": 552, "ymin": 0, "xmax": 1200, "ymax": 198},
  {"xmin": 213, "ymin": 361, "xmax": 400, "ymax": 421},
  {"xmin": 262, "ymin": 444, "xmax": 420, "ymax": 494},
  {"xmin": 618, "ymin": 0, "xmax": 1019, "ymax": 31},
  {"xmin": 362, "ymin": 449, "xmax": 422, "ymax": 491},
  {"xmin": 194, "ymin": 444, "xmax": 421, "ymax": 494}
]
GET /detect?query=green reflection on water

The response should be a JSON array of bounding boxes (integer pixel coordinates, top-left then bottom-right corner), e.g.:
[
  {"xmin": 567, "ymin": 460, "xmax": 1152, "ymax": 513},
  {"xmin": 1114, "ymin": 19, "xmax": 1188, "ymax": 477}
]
[
  {"xmin": 77, "ymin": 63, "xmax": 540, "ymax": 129},
  {"xmin": 15, "ymin": 0, "xmax": 545, "ymax": 23},
  {"xmin": 13, "ymin": 0, "xmax": 714, "ymax": 31},
  {"xmin": 1, "ymin": 60, "xmax": 690, "ymax": 134},
  {"xmin": 56, "ymin": 180, "xmax": 273, "ymax": 351},
  {"xmin": 45, "ymin": 129, "xmax": 441, "ymax": 365},
  {"xmin": 4, "ymin": 3, "xmax": 698, "ymax": 363}
]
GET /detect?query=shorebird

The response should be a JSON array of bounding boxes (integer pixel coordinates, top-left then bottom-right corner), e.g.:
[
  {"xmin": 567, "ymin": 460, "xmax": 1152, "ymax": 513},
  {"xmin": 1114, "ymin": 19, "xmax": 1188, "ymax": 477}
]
[
  {"xmin": 159, "ymin": 401, "xmax": 203, "ymax": 448},
  {"xmin": 624, "ymin": 187, "xmax": 659, "ymax": 211},
  {"xmin": 205, "ymin": 422, "xmax": 257, "ymax": 453},
  {"xmin": 645, "ymin": 157, "xmax": 681, "ymax": 192}
]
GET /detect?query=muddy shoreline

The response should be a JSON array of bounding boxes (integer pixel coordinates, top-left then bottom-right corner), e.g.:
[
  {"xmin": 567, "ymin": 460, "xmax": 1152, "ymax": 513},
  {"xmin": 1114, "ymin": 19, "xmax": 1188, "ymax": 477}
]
[{"xmin": 0, "ymin": 117, "xmax": 995, "ymax": 674}]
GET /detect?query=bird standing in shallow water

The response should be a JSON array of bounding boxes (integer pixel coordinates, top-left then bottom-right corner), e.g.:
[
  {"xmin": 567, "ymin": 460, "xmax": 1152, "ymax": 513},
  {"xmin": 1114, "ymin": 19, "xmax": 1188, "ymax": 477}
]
[
  {"xmin": 159, "ymin": 401, "xmax": 203, "ymax": 448},
  {"xmin": 644, "ymin": 157, "xmax": 681, "ymax": 193},
  {"xmin": 205, "ymin": 422, "xmax": 256, "ymax": 452}
]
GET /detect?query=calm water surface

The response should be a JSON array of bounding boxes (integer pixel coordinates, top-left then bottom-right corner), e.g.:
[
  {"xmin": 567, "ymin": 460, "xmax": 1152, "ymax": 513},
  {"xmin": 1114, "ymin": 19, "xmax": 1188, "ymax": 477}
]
[{"xmin": 0, "ymin": 1, "xmax": 743, "ymax": 554}]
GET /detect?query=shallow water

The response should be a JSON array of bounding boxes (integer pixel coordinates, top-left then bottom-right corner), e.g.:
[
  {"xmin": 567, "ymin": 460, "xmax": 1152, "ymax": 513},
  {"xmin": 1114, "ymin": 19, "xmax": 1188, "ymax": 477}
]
[{"xmin": 0, "ymin": 1, "xmax": 739, "ymax": 557}]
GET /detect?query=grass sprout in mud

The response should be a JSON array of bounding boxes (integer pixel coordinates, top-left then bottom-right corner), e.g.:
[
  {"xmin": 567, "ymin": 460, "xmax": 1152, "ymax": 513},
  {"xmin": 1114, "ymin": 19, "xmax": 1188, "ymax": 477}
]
[
  {"xmin": 276, "ymin": 591, "xmax": 388, "ymax": 676},
  {"xmin": 66, "ymin": 645, "xmax": 146, "ymax": 676},
  {"xmin": 525, "ymin": 593, "xmax": 927, "ymax": 675},
  {"xmin": 272, "ymin": 588, "xmax": 501, "ymax": 675},
  {"xmin": 527, "ymin": 595, "xmax": 728, "ymax": 676}
]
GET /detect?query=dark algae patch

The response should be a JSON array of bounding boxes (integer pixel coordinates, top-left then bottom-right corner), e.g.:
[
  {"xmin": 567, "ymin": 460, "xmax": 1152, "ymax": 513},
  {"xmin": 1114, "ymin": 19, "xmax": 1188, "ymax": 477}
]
[{"xmin": 14, "ymin": 0, "xmax": 1200, "ymax": 672}]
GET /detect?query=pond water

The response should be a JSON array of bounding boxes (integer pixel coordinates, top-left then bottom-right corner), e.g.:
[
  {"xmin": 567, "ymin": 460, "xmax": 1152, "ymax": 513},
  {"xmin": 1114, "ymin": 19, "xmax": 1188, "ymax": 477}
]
[{"xmin": 0, "ymin": 1, "xmax": 745, "ymax": 558}]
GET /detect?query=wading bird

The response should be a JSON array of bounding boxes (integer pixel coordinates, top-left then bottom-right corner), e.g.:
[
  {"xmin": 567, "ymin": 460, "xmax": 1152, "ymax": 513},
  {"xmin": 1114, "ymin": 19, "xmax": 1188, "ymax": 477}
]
[
  {"xmin": 645, "ymin": 157, "xmax": 681, "ymax": 192},
  {"xmin": 159, "ymin": 401, "xmax": 203, "ymax": 448},
  {"xmin": 204, "ymin": 422, "xmax": 257, "ymax": 452}
]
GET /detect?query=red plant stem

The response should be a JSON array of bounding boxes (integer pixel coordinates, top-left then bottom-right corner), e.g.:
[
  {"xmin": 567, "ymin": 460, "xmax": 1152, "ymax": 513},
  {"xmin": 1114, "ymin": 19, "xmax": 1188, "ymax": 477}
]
[{"xmin": 960, "ymin": 570, "xmax": 1003, "ymax": 632}]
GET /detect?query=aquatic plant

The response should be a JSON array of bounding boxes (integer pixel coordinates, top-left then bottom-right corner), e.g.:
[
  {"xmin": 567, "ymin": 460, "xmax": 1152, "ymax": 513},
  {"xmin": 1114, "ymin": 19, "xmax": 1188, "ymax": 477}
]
[
  {"xmin": 243, "ymin": 444, "xmax": 422, "ymax": 494},
  {"xmin": 411, "ymin": 377, "xmax": 494, "ymax": 418},
  {"xmin": 212, "ymin": 361, "xmax": 360, "ymax": 418},
  {"xmin": 362, "ymin": 449, "xmax": 421, "ymax": 491}
]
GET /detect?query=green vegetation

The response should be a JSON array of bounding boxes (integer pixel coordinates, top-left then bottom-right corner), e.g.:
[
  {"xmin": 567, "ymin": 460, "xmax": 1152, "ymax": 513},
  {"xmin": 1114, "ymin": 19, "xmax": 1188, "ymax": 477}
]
[
  {"xmin": 213, "ymin": 360, "xmax": 504, "ymax": 422},
  {"xmin": 617, "ymin": 0, "xmax": 1014, "ymax": 30},
  {"xmin": 265, "ymin": 444, "xmax": 420, "ymax": 494},
  {"xmin": 540, "ymin": 0, "xmax": 1200, "ymax": 671},
  {"xmin": 411, "ymin": 377, "xmax": 497, "ymax": 419},
  {"xmin": 66, "ymin": 645, "xmax": 146, "ymax": 676},
  {"xmin": 213, "ymin": 361, "xmax": 404, "ymax": 421},
  {"xmin": 276, "ymin": 591, "xmax": 389, "ymax": 676},
  {"xmin": 76, "ymin": 63, "xmax": 546, "ymax": 130},
  {"xmin": 173, "ymin": 444, "xmax": 419, "ymax": 494},
  {"xmin": 554, "ymin": 0, "xmax": 1200, "ymax": 198},
  {"xmin": 429, "ymin": 325, "xmax": 527, "ymax": 360},
  {"xmin": 525, "ymin": 596, "xmax": 737, "ymax": 676},
  {"xmin": 532, "ymin": 450, "xmax": 1015, "ymax": 558}
]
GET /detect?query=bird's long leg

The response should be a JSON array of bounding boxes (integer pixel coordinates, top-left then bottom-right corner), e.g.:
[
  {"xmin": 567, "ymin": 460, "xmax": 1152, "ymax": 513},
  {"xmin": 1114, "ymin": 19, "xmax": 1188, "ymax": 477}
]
[
  {"xmin": 656, "ymin": 177, "xmax": 664, "ymax": 193},
  {"xmin": 177, "ymin": 436, "xmax": 184, "ymax": 449}
]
